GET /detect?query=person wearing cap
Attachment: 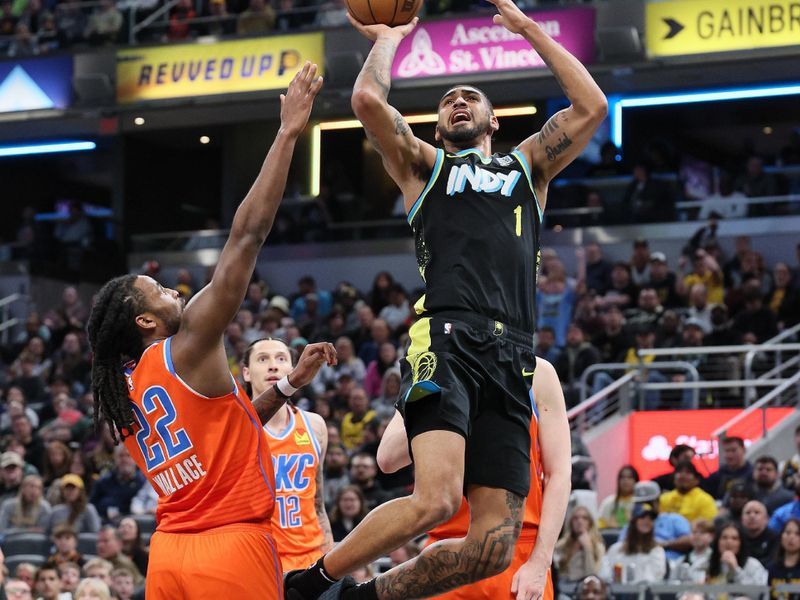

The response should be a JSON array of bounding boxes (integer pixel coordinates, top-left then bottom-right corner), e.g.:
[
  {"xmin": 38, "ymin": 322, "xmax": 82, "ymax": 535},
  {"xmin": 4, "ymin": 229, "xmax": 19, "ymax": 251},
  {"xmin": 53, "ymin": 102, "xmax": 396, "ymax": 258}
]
[
  {"xmin": 678, "ymin": 248, "xmax": 724, "ymax": 305},
  {"xmin": 48, "ymin": 473, "xmax": 101, "ymax": 534},
  {"xmin": 646, "ymin": 252, "xmax": 681, "ymax": 308},
  {"xmin": 617, "ymin": 481, "xmax": 692, "ymax": 560},
  {"xmin": 659, "ymin": 461, "xmax": 718, "ymax": 523},
  {"xmin": 600, "ymin": 502, "xmax": 667, "ymax": 583},
  {"xmin": 46, "ymin": 523, "xmax": 86, "ymax": 569},
  {"xmin": 0, "ymin": 451, "xmax": 26, "ymax": 501},
  {"xmin": 630, "ymin": 239, "xmax": 651, "ymax": 287}
]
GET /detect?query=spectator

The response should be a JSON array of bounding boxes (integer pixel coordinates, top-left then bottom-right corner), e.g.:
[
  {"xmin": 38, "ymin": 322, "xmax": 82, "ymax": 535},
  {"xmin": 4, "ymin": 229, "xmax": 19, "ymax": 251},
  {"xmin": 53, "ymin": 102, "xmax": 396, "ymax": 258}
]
[
  {"xmin": 4, "ymin": 579, "xmax": 33, "ymax": 599},
  {"xmin": 84, "ymin": 0, "xmax": 122, "ymax": 43},
  {"xmin": 537, "ymin": 271, "xmax": 578, "ymax": 347},
  {"xmin": 554, "ymin": 506, "xmax": 605, "ymax": 583},
  {"xmin": 624, "ymin": 288, "xmax": 664, "ymax": 333},
  {"xmin": 129, "ymin": 475, "xmax": 158, "ymax": 516},
  {"xmin": 118, "ymin": 517, "xmax": 149, "ymax": 576},
  {"xmin": 770, "ymin": 474, "xmax": 800, "ymax": 533},
  {"xmin": 601, "ymin": 262, "xmax": 637, "ymax": 311},
  {"xmin": 313, "ymin": 0, "xmax": 349, "ymax": 28},
  {"xmin": 314, "ymin": 309, "xmax": 348, "ymax": 344},
  {"xmin": 753, "ymin": 456, "xmax": 795, "ymax": 514},
  {"xmin": 742, "ymin": 500, "xmax": 779, "ymax": 566},
  {"xmin": 783, "ymin": 425, "xmax": 800, "ymax": 489},
  {"xmin": 0, "ymin": 451, "xmax": 25, "ymax": 501},
  {"xmin": 732, "ymin": 279, "xmax": 778, "ymax": 342},
  {"xmin": 705, "ymin": 303, "xmax": 741, "ymax": 346},
  {"xmin": 717, "ymin": 481, "xmax": 755, "ymax": 525},
  {"xmin": 684, "ymin": 284, "xmax": 712, "ymax": 334},
  {"xmin": 89, "ymin": 446, "xmax": 146, "ymax": 522},
  {"xmin": 623, "ymin": 163, "xmax": 673, "ymax": 223},
  {"xmin": 679, "ymin": 249, "xmax": 724, "ymax": 305},
  {"xmin": 592, "ymin": 306, "xmax": 630, "ymax": 363},
  {"xmin": 768, "ymin": 518, "xmax": 800, "ymax": 593},
  {"xmin": 368, "ymin": 271, "xmax": 394, "ymax": 316},
  {"xmin": 378, "ymin": 284, "xmax": 410, "ymax": 333},
  {"xmin": 364, "ymin": 342, "xmax": 398, "ymax": 400},
  {"xmin": 618, "ymin": 481, "xmax": 691, "ymax": 560},
  {"xmin": 203, "ymin": 0, "xmax": 235, "ymax": 36},
  {"xmin": 653, "ymin": 444, "xmax": 696, "ymax": 493},
  {"xmin": 348, "ymin": 452, "xmax": 390, "ymax": 511},
  {"xmin": 647, "ymin": 252, "xmax": 682, "ymax": 308},
  {"xmin": 55, "ymin": 2, "xmax": 87, "ymax": 46},
  {"xmin": 329, "ymin": 485, "xmax": 368, "ymax": 542},
  {"xmin": 57, "ymin": 562, "xmax": 81, "ymax": 597},
  {"xmin": 659, "ymin": 461, "xmax": 718, "ymax": 522},
  {"xmin": 584, "ymin": 242, "xmax": 612, "ymax": 295},
  {"xmin": 372, "ymin": 367, "xmax": 401, "ymax": 421},
  {"xmin": 109, "ymin": 568, "xmax": 135, "ymax": 600},
  {"xmin": 0, "ymin": 474, "xmax": 51, "ymax": 532},
  {"xmin": 597, "ymin": 465, "xmax": 639, "ymax": 529},
  {"xmin": 340, "ymin": 387, "xmax": 376, "ymax": 450},
  {"xmin": 600, "ymin": 502, "xmax": 667, "ymax": 583},
  {"xmin": 57, "ymin": 286, "xmax": 88, "ymax": 332},
  {"xmin": 630, "ymin": 239, "xmax": 651, "ymax": 287},
  {"xmin": 82, "ymin": 558, "xmax": 113, "ymax": 587},
  {"xmin": 168, "ymin": 0, "xmax": 195, "ymax": 40},
  {"xmin": 555, "ymin": 323, "xmax": 600, "ymax": 407},
  {"xmin": 704, "ymin": 521, "xmax": 768, "ymax": 585},
  {"xmin": 48, "ymin": 473, "xmax": 100, "ymax": 533},
  {"xmin": 323, "ymin": 442, "xmax": 349, "ymax": 508},
  {"xmin": 655, "ymin": 309, "xmax": 683, "ymax": 348},
  {"xmin": 41, "ymin": 441, "xmax": 71, "ymax": 489},
  {"xmin": 33, "ymin": 566, "xmax": 63, "ymax": 600},
  {"xmin": 7, "ymin": 22, "xmax": 38, "ymax": 57},
  {"xmin": 0, "ymin": 0, "xmax": 17, "ymax": 37},
  {"xmin": 735, "ymin": 155, "xmax": 780, "ymax": 200},
  {"xmin": 45, "ymin": 524, "xmax": 85, "ymax": 569},
  {"xmin": 674, "ymin": 518, "xmax": 714, "ymax": 582},
  {"xmin": 94, "ymin": 527, "xmax": 143, "ymax": 587},
  {"xmin": 574, "ymin": 575, "xmax": 609, "ymax": 600},
  {"xmin": 74, "ymin": 577, "xmax": 111, "ymax": 600},
  {"xmin": 13, "ymin": 564, "xmax": 37, "ymax": 592},
  {"xmin": 768, "ymin": 262, "xmax": 800, "ymax": 328},
  {"xmin": 704, "ymin": 437, "xmax": 753, "ymax": 500}
]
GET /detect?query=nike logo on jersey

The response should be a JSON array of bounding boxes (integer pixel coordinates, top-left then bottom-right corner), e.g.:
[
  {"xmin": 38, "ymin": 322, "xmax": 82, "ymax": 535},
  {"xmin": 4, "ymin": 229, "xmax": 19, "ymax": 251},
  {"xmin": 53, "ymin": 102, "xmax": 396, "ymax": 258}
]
[
  {"xmin": 522, "ymin": 368, "xmax": 535, "ymax": 377},
  {"xmin": 446, "ymin": 164, "xmax": 521, "ymax": 197}
]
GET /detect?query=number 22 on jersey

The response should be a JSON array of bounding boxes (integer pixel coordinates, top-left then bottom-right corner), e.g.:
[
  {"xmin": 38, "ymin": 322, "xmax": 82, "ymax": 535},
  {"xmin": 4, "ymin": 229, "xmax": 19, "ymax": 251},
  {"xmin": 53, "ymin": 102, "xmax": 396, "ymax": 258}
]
[{"xmin": 131, "ymin": 386, "xmax": 194, "ymax": 471}]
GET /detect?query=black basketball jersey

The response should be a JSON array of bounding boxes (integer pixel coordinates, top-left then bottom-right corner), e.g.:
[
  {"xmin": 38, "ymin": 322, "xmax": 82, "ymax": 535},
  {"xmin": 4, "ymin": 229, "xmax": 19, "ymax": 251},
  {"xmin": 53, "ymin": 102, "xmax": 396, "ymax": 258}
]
[{"xmin": 407, "ymin": 147, "xmax": 542, "ymax": 333}]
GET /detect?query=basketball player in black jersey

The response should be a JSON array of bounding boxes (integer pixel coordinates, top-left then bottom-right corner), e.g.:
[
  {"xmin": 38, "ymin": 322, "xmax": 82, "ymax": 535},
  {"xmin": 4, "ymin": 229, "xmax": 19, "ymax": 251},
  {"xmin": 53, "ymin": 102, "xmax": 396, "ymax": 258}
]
[{"xmin": 285, "ymin": 1, "xmax": 606, "ymax": 599}]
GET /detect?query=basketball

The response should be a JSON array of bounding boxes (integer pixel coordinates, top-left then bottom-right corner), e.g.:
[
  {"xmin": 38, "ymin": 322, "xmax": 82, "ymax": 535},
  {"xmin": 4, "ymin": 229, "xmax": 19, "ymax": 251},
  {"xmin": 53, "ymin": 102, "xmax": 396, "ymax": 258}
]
[{"xmin": 346, "ymin": 0, "xmax": 423, "ymax": 26}]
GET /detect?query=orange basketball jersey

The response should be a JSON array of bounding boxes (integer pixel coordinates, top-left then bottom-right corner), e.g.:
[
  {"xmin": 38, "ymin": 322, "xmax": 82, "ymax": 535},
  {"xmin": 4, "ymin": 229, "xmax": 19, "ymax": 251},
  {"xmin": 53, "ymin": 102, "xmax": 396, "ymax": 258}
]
[
  {"xmin": 123, "ymin": 337, "xmax": 277, "ymax": 535},
  {"xmin": 429, "ymin": 388, "xmax": 543, "ymax": 540},
  {"xmin": 265, "ymin": 405, "xmax": 324, "ymax": 566}
]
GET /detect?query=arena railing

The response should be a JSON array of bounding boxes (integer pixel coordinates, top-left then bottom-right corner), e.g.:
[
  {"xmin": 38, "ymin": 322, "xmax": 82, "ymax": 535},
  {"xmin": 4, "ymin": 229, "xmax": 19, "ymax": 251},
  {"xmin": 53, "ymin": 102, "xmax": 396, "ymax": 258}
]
[{"xmin": 0, "ymin": 293, "xmax": 27, "ymax": 346}]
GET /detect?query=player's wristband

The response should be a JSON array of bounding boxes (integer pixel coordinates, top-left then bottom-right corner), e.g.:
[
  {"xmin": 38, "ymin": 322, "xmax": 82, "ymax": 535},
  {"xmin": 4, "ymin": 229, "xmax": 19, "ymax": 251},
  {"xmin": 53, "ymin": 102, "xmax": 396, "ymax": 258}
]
[{"xmin": 275, "ymin": 375, "xmax": 298, "ymax": 398}]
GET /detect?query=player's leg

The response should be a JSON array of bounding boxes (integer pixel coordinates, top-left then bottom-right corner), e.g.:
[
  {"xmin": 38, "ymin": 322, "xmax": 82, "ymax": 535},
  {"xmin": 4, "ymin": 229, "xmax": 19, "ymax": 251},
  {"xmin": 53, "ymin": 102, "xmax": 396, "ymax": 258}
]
[{"xmin": 323, "ymin": 427, "xmax": 465, "ymax": 577}]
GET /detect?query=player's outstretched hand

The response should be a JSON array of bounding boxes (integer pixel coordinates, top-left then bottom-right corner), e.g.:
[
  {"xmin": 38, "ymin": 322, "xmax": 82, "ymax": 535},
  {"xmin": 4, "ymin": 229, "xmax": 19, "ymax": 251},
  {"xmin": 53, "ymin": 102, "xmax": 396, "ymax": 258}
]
[
  {"xmin": 289, "ymin": 342, "xmax": 337, "ymax": 389},
  {"xmin": 347, "ymin": 12, "xmax": 418, "ymax": 42},
  {"xmin": 280, "ymin": 61, "xmax": 323, "ymax": 137},
  {"xmin": 486, "ymin": 0, "xmax": 532, "ymax": 35},
  {"xmin": 511, "ymin": 561, "xmax": 547, "ymax": 600}
]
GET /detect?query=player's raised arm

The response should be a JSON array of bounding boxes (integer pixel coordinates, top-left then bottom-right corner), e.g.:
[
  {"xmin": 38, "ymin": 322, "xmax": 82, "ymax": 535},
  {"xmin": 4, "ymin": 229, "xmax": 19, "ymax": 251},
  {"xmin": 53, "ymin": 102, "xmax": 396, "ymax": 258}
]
[
  {"xmin": 177, "ymin": 64, "xmax": 323, "ymax": 356},
  {"xmin": 488, "ymin": 0, "xmax": 607, "ymax": 205},
  {"xmin": 348, "ymin": 15, "xmax": 438, "ymax": 203},
  {"xmin": 512, "ymin": 359, "xmax": 571, "ymax": 600}
]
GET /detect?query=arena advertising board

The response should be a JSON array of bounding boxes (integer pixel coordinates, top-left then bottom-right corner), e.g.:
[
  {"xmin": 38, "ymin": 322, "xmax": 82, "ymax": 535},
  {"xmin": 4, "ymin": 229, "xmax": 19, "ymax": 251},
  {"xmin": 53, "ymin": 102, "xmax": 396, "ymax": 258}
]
[
  {"xmin": 646, "ymin": 0, "xmax": 800, "ymax": 57},
  {"xmin": 117, "ymin": 33, "xmax": 324, "ymax": 104},
  {"xmin": 0, "ymin": 56, "xmax": 73, "ymax": 113},
  {"xmin": 629, "ymin": 408, "xmax": 793, "ymax": 480},
  {"xmin": 391, "ymin": 6, "xmax": 595, "ymax": 80}
]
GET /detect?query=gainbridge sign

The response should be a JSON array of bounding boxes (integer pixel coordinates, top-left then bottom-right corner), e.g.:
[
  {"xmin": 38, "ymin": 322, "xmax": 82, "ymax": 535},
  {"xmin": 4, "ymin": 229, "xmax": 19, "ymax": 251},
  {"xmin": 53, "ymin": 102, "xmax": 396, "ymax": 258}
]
[
  {"xmin": 117, "ymin": 33, "xmax": 324, "ymax": 104},
  {"xmin": 646, "ymin": 0, "xmax": 800, "ymax": 57}
]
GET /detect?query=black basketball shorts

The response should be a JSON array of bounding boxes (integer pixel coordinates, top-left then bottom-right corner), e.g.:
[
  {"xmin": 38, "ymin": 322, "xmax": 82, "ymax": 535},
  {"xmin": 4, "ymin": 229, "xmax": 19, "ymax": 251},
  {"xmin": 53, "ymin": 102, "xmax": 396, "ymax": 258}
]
[{"xmin": 396, "ymin": 310, "xmax": 536, "ymax": 498}]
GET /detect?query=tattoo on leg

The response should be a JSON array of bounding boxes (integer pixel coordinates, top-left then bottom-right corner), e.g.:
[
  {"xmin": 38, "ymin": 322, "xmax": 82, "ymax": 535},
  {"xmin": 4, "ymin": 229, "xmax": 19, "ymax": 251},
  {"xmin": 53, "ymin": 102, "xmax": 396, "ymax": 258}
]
[{"xmin": 374, "ymin": 495, "xmax": 524, "ymax": 600}]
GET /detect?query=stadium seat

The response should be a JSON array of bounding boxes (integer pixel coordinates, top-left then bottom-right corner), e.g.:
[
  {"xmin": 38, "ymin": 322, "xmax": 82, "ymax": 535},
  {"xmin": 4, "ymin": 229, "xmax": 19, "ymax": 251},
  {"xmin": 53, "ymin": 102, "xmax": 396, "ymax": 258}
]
[
  {"xmin": 600, "ymin": 528, "xmax": 621, "ymax": 549},
  {"xmin": 132, "ymin": 514, "xmax": 157, "ymax": 535},
  {"xmin": 78, "ymin": 532, "xmax": 98, "ymax": 556},
  {"xmin": 1, "ymin": 533, "xmax": 50, "ymax": 557},
  {"xmin": 5, "ymin": 554, "xmax": 46, "ymax": 573}
]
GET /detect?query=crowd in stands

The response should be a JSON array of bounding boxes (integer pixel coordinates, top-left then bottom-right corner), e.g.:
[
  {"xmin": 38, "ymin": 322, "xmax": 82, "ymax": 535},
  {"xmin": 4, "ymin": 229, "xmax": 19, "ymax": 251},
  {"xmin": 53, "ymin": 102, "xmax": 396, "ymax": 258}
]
[{"xmin": 0, "ymin": 219, "xmax": 799, "ymax": 596}]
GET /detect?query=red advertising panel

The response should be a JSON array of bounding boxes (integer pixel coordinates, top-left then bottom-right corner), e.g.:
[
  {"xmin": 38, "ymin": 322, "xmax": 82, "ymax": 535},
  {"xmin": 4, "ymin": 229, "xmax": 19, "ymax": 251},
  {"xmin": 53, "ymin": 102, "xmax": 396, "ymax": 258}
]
[{"xmin": 629, "ymin": 408, "xmax": 792, "ymax": 481}]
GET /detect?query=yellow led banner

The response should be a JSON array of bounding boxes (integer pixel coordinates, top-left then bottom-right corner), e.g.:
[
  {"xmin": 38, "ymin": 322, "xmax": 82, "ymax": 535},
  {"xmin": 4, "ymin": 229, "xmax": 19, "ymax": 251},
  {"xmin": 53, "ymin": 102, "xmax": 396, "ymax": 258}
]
[
  {"xmin": 646, "ymin": 0, "xmax": 800, "ymax": 57},
  {"xmin": 117, "ymin": 33, "xmax": 324, "ymax": 103}
]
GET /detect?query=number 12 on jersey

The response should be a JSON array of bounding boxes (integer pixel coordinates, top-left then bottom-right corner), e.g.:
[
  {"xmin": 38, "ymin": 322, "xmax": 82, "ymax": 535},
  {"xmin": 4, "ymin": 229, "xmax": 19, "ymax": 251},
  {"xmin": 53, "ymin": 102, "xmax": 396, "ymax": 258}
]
[
  {"xmin": 514, "ymin": 205, "xmax": 522, "ymax": 237},
  {"xmin": 277, "ymin": 495, "xmax": 302, "ymax": 528}
]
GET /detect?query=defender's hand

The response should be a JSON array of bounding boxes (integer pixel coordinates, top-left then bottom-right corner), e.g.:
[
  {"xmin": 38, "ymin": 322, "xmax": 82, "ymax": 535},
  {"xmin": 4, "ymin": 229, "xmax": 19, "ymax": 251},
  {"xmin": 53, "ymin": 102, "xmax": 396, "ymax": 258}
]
[
  {"xmin": 280, "ymin": 62, "xmax": 323, "ymax": 137},
  {"xmin": 347, "ymin": 13, "xmax": 418, "ymax": 43},
  {"xmin": 288, "ymin": 342, "xmax": 337, "ymax": 388},
  {"xmin": 487, "ymin": 0, "xmax": 533, "ymax": 35}
]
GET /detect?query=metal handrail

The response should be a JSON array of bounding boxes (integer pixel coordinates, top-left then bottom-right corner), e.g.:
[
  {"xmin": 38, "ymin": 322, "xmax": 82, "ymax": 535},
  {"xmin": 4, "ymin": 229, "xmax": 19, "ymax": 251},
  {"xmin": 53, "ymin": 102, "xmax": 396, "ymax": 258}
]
[
  {"xmin": 0, "ymin": 293, "xmax": 24, "ymax": 309},
  {"xmin": 676, "ymin": 192, "xmax": 800, "ymax": 209},
  {"xmin": 130, "ymin": 0, "xmax": 180, "ymax": 43},
  {"xmin": 577, "ymin": 360, "xmax": 701, "ymax": 406},
  {"xmin": 744, "ymin": 321, "xmax": 800, "ymax": 383},
  {"xmin": 0, "ymin": 293, "xmax": 26, "ymax": 346},
  {"xmin": 712, "ymin": 370, "xmax": 800, "ymax": 441},
  {"xmin": 567, "ymin": 371, "xmax": 636, "ymax": 423}
]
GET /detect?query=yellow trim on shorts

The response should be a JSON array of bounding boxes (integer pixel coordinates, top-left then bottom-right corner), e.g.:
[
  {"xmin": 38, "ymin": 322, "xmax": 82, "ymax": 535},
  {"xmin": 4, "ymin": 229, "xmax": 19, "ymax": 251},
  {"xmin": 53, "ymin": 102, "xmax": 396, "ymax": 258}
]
[{"xmin": 406, "ymin": 317, "xmax": 432, "ymax": 366}]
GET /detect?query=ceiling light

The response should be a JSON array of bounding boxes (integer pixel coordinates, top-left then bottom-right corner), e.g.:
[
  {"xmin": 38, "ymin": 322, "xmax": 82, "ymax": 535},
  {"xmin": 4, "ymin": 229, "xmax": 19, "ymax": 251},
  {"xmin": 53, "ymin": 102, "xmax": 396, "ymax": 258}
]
[
  {"xmin": 199, "ymin": 135, "xmax": 210, "ymax": 144},
  {"xmin": 134, "ymin": 117, "xmax": 145, "ymax": 126}
]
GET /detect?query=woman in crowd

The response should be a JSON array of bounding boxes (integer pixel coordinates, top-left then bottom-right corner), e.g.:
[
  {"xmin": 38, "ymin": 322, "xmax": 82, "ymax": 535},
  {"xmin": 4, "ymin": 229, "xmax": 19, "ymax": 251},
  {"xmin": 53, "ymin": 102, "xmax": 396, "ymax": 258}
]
[
  {"xmin": 371, "ymin": 367, "xmax": 402, "ymax": 420},
  {"xmin": 329, "ymin": 485, "xmax": 368, "ymax": 542},
  {"xmin": 600, "ymin": 503, "xmax": 666, "ymax": 583},
  {"xmin": 555, "ymin": 505, "xmax": 606, "ymax": 582},
  {"xmin": 118, "ymin": 516, "xmax": 149, "ymax": 576},
  {"xmin": 42, "ymin": 441, "xmax": 72, "ymax": 488},
  {"xmin": 705, "ymin": 521, "xmax": 768, "ymax": 585},
  {"xmin": 48, "ymin": 473, "xmax": 101, "ymax": 533},
  {"xmin": 768, "ymin": 262, "xmax": 800, "ymax": 328},
  {"xmin": 675, "ymin": 518, "xmax": 715, "ymax": 582},
  {"xmin": 74, "ymin": 577, "xmax": 112, "ymax": 600},
  {"xmin": 363, "ymin": 342, "xmax": 399, "ymax": 400},
  {"xmin": 0, "ymin": 474, "xmax": 51, "ymax": 532},
  {"xmin": 768, "ymin": 518, "xmax": 800, "ymax": 594},
  {"xmin": 597, "ymin": 465, "xmax": 639, "ymax": 529}
]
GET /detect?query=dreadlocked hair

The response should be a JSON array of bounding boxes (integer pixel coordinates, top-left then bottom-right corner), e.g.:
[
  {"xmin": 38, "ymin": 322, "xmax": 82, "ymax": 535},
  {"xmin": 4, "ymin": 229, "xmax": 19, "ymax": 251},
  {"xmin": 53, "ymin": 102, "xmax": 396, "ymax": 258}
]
[{"xmin": 87, "ymin": 275, "xmax": 146, "ymax": 443}]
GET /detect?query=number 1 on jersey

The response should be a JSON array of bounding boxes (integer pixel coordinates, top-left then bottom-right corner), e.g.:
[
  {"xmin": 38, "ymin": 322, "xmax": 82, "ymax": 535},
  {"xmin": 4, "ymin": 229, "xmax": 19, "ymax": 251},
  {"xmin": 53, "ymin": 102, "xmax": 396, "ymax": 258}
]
[{"xmin": 514, "ymin": 205, "xmax": 522, "ymax": 237}]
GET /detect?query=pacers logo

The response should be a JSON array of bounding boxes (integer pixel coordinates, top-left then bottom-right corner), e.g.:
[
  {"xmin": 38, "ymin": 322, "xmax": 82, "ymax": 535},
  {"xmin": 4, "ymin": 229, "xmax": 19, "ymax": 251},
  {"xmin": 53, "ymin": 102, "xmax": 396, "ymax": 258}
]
[{"xmin": 412, "ymin": 352, "xmax": 437, "ymax": 383}]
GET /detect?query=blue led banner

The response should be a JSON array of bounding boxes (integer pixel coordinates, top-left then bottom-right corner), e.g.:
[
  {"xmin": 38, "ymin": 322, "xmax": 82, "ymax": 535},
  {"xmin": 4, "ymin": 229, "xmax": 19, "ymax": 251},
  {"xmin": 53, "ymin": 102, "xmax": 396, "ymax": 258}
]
[{"xmin": 0, "ymin": 56, "xmax": 73, "ymax": 113}]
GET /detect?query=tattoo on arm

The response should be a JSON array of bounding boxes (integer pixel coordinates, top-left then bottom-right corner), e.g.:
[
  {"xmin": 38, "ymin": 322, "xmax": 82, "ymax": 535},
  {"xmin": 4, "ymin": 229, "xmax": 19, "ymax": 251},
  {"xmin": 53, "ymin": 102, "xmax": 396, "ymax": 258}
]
[
  {"xmin": 540, "ymin": 55, "xmax": 568, "ymax": 95},
  {"xmin": 314, "ymin": 466, "xmax": 334, "ymax": 553},
  {"xmin": 537, "ymin": 112, "xmax": 573, "ymax": 162},
  {"xmin": 251, "ymin": 387, "xmax": 286, "ymax": 426},
  {"xmin": 394, "ymin": 111, "xmax": 410, "ymax": 136},
  {"xmin": 357, "ymin": 37, "xmax": 398, "ymax": 100}
]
